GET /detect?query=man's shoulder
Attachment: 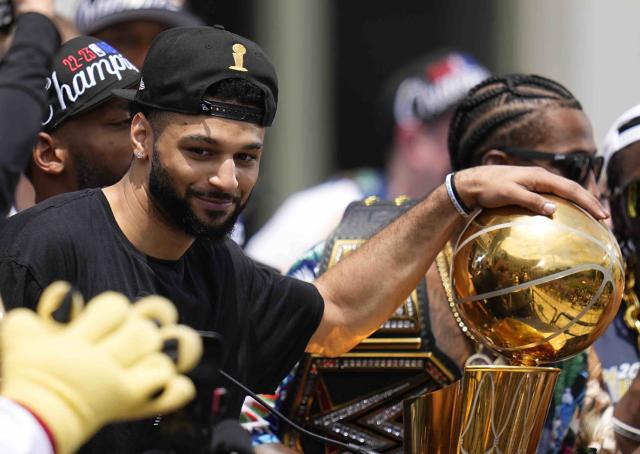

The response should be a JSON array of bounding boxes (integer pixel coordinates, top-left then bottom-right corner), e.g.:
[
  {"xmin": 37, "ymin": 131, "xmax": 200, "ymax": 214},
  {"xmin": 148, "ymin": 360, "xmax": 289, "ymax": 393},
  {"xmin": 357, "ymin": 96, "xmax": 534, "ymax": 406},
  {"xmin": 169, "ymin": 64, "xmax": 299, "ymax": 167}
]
[
  {"xmin": 0, "ymin": 189, "xmax": 102, "ymax": 251},
  {"xmin": 194, "ymin": 238, "xmax": 283, "ymax": 281},
  {"xmin": 9, "ymin": 189, "xmax": 100, "ymax": 222}
]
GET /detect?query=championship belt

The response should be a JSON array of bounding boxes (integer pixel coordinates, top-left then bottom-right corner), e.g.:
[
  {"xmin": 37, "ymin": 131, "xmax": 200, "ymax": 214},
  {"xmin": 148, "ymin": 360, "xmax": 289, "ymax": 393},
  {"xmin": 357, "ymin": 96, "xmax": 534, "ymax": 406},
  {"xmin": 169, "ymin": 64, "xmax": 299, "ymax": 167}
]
[{"xmin": 281, "ymin": 196, "xmax": 459, "ymax": 454}]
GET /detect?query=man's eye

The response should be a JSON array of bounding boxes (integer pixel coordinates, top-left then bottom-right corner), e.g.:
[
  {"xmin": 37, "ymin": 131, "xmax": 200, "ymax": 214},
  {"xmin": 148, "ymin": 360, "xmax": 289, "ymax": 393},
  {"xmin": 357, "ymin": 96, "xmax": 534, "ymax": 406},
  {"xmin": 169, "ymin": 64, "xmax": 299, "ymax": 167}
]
[
  {"xmin": 187, "ymin": 148, "xmax": 210, "ymax": 156},
  {"xmin": 235, "ymin": 153, "xmax": 257, "ymax": 162}
]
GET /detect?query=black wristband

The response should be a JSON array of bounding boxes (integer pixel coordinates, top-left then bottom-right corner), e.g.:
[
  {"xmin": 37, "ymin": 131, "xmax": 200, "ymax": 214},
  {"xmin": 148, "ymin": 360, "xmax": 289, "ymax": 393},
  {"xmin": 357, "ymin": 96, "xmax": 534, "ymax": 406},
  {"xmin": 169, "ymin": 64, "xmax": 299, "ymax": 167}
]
[{"xmin": 449, "ymin": 172, "xmax": 472, "ymax": 215}]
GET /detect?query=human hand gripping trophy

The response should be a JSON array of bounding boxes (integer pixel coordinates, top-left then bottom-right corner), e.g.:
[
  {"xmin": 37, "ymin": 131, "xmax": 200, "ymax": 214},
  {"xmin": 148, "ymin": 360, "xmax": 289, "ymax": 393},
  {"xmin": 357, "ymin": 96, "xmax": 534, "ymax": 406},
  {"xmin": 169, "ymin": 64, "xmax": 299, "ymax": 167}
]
[{"xmin": 405, "ymin": 196, "xmax": 624, "ymax": 454}]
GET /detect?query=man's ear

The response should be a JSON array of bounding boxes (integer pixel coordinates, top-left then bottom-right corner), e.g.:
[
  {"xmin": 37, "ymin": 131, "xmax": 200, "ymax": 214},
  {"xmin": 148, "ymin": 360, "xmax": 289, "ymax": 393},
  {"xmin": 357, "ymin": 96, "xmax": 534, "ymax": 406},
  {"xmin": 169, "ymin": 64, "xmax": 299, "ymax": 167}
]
[
  {"xmin": 481, "ymin": 149, "xmax": 510, "ymax": 166},
  {"xmin": 131, "ymin": 112, "xmax": 153, "ymax": 160},
  {"xmin": 33, "ymin": 132, "xmax": 68, "ymax": 175}
]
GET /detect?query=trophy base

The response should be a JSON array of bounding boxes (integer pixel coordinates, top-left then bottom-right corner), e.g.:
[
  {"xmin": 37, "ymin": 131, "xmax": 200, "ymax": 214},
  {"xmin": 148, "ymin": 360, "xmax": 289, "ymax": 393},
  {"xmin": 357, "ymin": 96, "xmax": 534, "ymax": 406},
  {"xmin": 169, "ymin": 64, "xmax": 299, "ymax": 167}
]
[{"xmin": 404, "ymin": 365, "xmax": 560, "ymax": 454}]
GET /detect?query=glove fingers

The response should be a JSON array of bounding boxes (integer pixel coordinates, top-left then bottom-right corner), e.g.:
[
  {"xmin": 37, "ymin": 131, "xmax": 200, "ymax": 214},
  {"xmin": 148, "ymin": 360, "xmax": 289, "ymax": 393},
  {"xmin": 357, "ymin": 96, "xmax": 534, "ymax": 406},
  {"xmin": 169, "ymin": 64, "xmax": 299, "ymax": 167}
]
[
  {"xmin": 98, "ymin": 316, "xmax": 163, "ymax": 367},
  {"xmin": 36, "ymin": 281, "xmax": 84, "ymax": 326},
  {"xmin": 133, "ymin": 296, "xmax": 177, "ymax": 326},
  {"xmin": 159, "ymin": 325, "xmax": 203, "ymax": 373},
  {"xmin": 2, "ymin": 309, "xmax": 49, "ymax": 348},
  {"xmin": 125, "ymin": 375, "xmax": 196, "ymax": 420},
  {"xmin": 127, "ymin": 352, "xmax": 176, "ymax": 399},
  {"xmin": 66, "ymin": 291, "xmax": 131, "ymax": 342}
]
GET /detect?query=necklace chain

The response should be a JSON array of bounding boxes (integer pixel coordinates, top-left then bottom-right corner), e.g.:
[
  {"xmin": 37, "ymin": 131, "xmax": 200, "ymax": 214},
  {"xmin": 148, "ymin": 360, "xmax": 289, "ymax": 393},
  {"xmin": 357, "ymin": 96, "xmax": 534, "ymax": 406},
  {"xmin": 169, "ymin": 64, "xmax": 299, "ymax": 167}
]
[{"xmin": 435, "ymin": 242, "xmax": 477, "ymax": 343}]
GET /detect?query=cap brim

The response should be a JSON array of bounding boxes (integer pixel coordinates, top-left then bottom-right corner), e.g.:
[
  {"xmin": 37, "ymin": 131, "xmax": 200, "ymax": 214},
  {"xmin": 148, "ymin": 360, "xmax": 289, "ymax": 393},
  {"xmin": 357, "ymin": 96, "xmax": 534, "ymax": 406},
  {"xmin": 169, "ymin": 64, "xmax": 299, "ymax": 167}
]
[
  {"xmin": 79, "ymin": 9, "xmax": 203, "ymax": 34},
  {"xmin": 112, "ymin": 88, "xmax": 138, "ymax": 102}
]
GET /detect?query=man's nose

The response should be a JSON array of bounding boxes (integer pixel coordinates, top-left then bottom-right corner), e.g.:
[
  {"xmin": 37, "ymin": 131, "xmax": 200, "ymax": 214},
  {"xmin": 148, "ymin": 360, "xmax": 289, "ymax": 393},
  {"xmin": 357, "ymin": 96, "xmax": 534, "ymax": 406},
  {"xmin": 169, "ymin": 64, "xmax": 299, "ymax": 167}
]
[{"xmin": 208, "ymin": 158, "xmax": 238, "ymax": 193}]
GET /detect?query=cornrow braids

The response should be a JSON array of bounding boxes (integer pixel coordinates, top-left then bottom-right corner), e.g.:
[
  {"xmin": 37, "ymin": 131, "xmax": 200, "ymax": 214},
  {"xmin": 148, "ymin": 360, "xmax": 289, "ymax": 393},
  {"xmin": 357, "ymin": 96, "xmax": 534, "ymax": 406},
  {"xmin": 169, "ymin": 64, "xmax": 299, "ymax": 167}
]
[{"xmin": 448, "ymin": 74, "xmax": 583, "ymax": 170}]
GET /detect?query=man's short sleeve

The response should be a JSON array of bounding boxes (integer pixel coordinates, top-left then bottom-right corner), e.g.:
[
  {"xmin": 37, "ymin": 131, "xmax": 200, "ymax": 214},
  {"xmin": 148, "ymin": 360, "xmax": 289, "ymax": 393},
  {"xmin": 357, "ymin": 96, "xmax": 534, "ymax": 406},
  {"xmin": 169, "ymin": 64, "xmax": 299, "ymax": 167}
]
[
  {"xmin": 0, "ymin": 258, "xmax": 44, "ymax": 310},
  {"xmin": 0, "ymin": 202, "xmax": 80, "ymax": 310},
  {"xmin": 244, "ymin": 258, "xmax": 324, "ymax": 392}
]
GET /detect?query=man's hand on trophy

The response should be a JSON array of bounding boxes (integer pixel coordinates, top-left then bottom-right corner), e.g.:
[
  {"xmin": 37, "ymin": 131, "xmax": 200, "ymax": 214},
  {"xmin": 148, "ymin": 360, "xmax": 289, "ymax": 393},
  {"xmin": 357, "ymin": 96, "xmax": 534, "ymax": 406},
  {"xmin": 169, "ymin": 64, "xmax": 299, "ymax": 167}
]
[
  {"xmin": 0, "ymin": 281, "xmax": 203, "ymax": 454},
  {"xmin": 453, "ymin": 165, "xmax": 608, "ymax": 220}
]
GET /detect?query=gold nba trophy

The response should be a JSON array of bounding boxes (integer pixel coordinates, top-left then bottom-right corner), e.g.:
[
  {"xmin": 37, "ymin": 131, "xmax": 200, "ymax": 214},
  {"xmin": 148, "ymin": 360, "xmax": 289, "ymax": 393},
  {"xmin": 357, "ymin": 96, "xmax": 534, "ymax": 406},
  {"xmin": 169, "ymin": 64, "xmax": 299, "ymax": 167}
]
[{"xmin": 405, "ymin": 195, "xmax": 624, "ymax": 453}]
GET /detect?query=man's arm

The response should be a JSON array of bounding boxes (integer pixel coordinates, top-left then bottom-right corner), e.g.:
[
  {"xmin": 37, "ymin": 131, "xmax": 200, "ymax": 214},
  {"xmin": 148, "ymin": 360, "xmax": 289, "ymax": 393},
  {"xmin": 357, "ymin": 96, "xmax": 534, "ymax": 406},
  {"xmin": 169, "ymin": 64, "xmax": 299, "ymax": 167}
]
[
  {"xmin": 308, "ymin": 165, "xmax": 607, "ymax": 357},
  {"xmin": 613, "ymin": 372, "xmax": 640, "ymax": 454}
]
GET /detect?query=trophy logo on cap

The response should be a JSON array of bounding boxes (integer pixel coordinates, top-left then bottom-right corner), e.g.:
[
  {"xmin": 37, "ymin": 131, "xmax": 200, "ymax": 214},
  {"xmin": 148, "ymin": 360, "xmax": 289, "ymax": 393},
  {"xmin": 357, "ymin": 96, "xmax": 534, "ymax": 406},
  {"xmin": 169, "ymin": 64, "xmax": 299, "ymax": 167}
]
[
  {"xmin": 405, "ymin": 196, "xmax": 624, "ymax": 453},
  {"xmin": 229, "ymin": 44, "xmax": 248, "ymax": 72}
]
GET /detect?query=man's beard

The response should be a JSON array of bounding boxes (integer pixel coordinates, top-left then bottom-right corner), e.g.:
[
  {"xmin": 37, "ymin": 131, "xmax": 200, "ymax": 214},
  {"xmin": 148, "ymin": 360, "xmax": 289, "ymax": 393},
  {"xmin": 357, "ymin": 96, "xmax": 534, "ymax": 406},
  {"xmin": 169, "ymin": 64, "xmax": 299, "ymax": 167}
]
[{"xmin": 148, "ymin": 147, "xmax": 244, "ymax": 242}]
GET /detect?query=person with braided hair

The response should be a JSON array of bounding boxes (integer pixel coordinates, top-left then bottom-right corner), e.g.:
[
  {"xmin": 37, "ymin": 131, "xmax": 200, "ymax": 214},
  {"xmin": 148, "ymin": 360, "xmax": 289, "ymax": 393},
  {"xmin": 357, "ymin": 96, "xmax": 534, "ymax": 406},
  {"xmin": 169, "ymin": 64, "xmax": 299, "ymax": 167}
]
[
  {"xmin": 448, "ymin": 73, "xmax": 605, "ymax": 454},
  {"xmin": 447, "ymin": 73, "xmax": 602, "ymax": 194}
]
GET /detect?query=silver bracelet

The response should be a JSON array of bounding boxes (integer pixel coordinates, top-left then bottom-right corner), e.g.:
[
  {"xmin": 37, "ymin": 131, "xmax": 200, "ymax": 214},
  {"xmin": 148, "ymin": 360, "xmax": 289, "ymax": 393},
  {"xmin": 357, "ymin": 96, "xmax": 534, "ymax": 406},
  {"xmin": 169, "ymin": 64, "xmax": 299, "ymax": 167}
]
[
  {"xmin": 612, "ymin": 416, "xmax": 640, "ymax": 442},
  {"xmin": 445, "ymin": 172, "xmax": 471, "ymax": 218}
]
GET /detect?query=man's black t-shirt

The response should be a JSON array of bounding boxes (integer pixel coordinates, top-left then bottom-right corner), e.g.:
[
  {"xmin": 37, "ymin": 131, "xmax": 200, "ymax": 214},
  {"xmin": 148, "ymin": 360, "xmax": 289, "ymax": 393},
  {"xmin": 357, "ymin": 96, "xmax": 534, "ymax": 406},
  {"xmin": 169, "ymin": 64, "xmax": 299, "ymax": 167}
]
[{"xmin": 0, "ymin": 189, "xmax": 324, "ymax": 453}]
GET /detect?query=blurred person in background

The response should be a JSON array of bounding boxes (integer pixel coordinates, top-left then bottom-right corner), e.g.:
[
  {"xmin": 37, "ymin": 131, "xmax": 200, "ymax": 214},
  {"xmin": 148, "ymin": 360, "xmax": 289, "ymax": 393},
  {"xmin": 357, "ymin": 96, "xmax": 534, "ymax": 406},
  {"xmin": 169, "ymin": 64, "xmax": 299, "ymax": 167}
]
[
  {"xmin": 74, "ymin": 0, "xmax": 202, "ymax": 68},
  {"xmin": 0, "ymin": 0, "xmax": 60, "ymax": 216},
  {"xmin": 246, "ymin": 73, "xmax": 604, "ymax": 453},
  {"xmin": 3, "ymin": 1, "xmax": 79, "ymax": 213},
  {"xmin": 26, "ymin": 35, "xmax": 139, "ymax": 203},
  {"xmin": 583, "ymin": 104, "xmax": 640, "ymax": 454},
  {"xmin": 0, "ymin": 0, "xmax": 77, "ymax": 55},
  {"xmin": 245, "ymin": 51, "xmax": 490, "ymax": 272},
  {"xmin": 16, "ymin": 2, "xmax": 205, "ymax": 212}
]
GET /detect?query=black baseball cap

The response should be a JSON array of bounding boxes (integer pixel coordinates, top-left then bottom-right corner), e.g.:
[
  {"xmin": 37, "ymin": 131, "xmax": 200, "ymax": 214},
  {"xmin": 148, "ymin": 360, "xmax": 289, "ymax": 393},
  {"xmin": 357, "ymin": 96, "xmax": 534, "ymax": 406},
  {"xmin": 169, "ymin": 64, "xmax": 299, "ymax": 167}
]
[
  {"xmin": 42, "ymin": 36, "xmax": 140, "ymax": 132},
  {"xmin": 114, "ymin": 25, "xmax": 278, "ymax": 126}
]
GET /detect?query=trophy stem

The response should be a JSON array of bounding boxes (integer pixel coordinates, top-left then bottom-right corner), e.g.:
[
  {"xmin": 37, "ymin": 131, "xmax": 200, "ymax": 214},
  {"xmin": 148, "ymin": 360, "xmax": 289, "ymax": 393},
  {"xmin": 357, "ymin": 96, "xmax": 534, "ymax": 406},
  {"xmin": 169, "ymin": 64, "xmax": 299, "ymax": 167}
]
[
  {"xmin": 404, "ymin": 365, "xmax": 559, "ymax": 454},
  {"xmin": 404, "ymin": 382, "xmax": 462, "ymax": 453}
]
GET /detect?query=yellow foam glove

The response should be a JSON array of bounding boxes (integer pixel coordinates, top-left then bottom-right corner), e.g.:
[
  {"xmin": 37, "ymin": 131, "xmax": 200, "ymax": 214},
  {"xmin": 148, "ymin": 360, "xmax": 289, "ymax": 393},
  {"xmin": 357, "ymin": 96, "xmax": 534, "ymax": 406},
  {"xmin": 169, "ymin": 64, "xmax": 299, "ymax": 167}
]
[{"xmin": 1, "ymin": 282, "xmax": 203, "ymax": 454}]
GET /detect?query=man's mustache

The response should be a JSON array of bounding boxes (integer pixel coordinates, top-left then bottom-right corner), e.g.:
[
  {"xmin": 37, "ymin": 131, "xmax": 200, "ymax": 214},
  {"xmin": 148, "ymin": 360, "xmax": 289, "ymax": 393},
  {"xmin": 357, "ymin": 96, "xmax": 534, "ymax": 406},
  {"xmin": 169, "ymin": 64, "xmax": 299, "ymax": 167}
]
[{"xmin": 187, "ymin": 188, "xmax": 241, "ymax": 204}]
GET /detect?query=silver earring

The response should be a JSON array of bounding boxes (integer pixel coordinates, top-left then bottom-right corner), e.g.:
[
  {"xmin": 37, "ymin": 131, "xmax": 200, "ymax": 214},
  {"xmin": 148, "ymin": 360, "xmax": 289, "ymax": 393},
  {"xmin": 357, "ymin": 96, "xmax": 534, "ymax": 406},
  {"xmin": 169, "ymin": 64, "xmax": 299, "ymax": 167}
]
[{"xmin": 134, "ymin": 151, "xmax": 144, "ymax": 159}]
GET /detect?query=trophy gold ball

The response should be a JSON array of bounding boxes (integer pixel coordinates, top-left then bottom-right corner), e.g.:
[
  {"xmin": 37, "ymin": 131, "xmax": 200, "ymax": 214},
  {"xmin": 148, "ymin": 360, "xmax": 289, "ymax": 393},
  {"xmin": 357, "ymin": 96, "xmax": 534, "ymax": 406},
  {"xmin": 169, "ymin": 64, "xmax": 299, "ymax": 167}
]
[{"xmin": 451, "ymin": 195, "xmax": 624, "ymax": 366}]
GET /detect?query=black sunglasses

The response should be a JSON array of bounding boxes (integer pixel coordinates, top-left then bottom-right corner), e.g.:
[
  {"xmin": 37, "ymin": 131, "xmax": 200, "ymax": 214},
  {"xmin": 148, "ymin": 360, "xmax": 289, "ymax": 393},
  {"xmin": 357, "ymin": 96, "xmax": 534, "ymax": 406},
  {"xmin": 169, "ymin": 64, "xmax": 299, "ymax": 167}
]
[{"xmin": 499, "ymin": 147, "xmax": 604, "ymax": 186}]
